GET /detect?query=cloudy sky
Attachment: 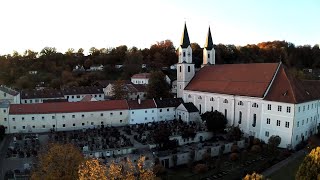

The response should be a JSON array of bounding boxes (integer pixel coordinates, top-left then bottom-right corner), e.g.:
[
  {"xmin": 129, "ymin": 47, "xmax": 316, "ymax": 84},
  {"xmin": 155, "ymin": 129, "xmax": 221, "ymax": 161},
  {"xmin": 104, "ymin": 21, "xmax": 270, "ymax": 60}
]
[{"xmin": 0, "ymin": 0, "xmax": 319, "ymax": 55}]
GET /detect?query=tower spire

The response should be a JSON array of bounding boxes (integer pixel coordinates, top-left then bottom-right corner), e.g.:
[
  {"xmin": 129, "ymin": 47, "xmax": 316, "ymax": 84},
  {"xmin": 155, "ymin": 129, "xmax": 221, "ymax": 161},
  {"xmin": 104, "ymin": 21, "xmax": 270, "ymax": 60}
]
[
  {"xmin": 180, "ymin": 22, "xmax": 190, "ymax": 48},
  {"xmin": 204, "ymin": 26, "xmax": 214, "ymax": 50}
]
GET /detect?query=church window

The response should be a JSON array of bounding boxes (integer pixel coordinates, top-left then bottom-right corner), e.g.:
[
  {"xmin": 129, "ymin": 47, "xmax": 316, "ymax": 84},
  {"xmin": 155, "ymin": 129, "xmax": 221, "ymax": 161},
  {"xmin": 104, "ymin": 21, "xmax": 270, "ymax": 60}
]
[
  {"xmin": 252, "ymin": 103, "xmax": 258, "ymax": 108},
  {"xmin": 278, "ymin": 106, "xmax": 282, "ymax": 112},
  {"xmin": 188, "ymin": 66, "xmax": 190, "ymax": 72},
  {"xmin": 210, "ymin": 97, "xmax": 214, "ymax": 101},
  {"xmin": 199, "ymin": 104, "xmax": 202, "ymax": 114},
  {"xmin": 198, "ymin": 96, "xmax": 202, "ymax": 100},
  {"xmin": 179, "ymin": 66, "xmax": 181, "ymax": 72},
  {"xmin": 277, "ymin": 120, "xmax": 281, "ymax": 126},
  {"xmin": 238, "ymin": 111, "xmax": 242, "ymax": 124},
  {"xmin": 211, "ymin": 107, "xmax": 214, "ymax": 112},
  {"xmin": 183, "ymin": 52, "xmax": 186, "ymax": 57},
  {"xmin": 223, "ymin": 99, "xmax": 228, "ymax": 103},
  {"xmin": 208, "ymin": 53, "xmax": 210, "ymax": 58},
  {"xmin": 224, "ymin": 109, "xmax": 227, "ymax": 118},
  {"xmin": 267, "ymin": 118, "xmax": 270, "ymax": 124},
  {"xmin": 238, "ymin": 101, "xmax": 243, "ymax": 106},
  {"xmin": 287, "ymin": 107, "xmax": 291, "ymax": 113},
  {"xmin": 252, "ymin": 114, "xmax": 256, "ymax": 127}
]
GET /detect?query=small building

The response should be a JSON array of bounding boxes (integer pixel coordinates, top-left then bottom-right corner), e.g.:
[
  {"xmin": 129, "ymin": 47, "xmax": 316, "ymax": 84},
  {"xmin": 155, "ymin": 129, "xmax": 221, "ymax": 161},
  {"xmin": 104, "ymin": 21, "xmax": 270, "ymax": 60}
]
[
  {"xmin": 176, "ymin": 102, "xmax": 201, "ymax": 123},
  {"xmin": 154, "ymin": 98, "xmax": 183, "ymax": 121},
  {"xmin": 131, "ymin": 73, "xmax": 151, "ymax": 85},
  {"xmin": 87, "ymin": 65, "xmax": 104, "ymax": 71},
  {"xmin": 104, "ymin": 83, "xmax": 147, "ymax": 100},
  {"xmin": 62, "ymin": 86, "xmax": 105, "ymax": 102},
  {"xmin": 128, "ymin": 99, "xmax": 157, "ymax": 124},
  {"xmin": 0, "ymin": 85, "xmax": 20, "ymax": 104},
  {"xmin": 21, "ymin": 89, "xmax": 64, "ymax": 104}
]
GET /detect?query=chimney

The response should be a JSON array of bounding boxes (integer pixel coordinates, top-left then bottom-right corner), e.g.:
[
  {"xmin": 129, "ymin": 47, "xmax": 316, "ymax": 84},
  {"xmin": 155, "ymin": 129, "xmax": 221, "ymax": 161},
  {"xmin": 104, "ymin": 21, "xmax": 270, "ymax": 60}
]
[{"xmin": 138, "ymin": 98, "xmax": 141, "ymax": 105}]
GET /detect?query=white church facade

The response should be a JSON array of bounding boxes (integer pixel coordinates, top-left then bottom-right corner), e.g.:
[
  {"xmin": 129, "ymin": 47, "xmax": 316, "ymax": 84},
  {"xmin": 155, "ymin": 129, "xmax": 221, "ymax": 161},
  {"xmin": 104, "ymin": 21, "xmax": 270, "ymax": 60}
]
[{"xmin": 177, "ymin": 23, "xmax": 320, "ymax": 148}]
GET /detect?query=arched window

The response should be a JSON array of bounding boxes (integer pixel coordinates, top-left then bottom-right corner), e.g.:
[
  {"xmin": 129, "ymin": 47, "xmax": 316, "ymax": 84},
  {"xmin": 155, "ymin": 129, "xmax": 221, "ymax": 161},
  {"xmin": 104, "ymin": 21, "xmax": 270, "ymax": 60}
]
[
  {"xmin": 223, "ymin": 99, "xmax": 228, "ymax": 103},
  {"xmin": 238, "ymin": 101, "xmax": 244, "ymax": 106},
  {"xmin": 188, "ymin": 94, "xmax": 192, "ymax": 98},
  {"xmin": 239, "ymin": 111, "xmax": 242, "ymax": 124},
  {"xmin": 210, "ymin": 97, "xmax": 214, "ymax": 101},
  {"xmin": 188, "ymin": 66, "xmax": 190, "ymax": 72},
  {"xmin": 225, "ymin": 109, "xmax": 227, "ymax": 118},
  {"xmin": 198, "ymin": 96, "xmax": 202, "ymax": 100},
  {"xmin": 252, "ymin": 103, "xmax": 258, "ymax": 108},
  {"xmin": 211, "ymin": 106, "xmax": 214, "ymax": 112}
]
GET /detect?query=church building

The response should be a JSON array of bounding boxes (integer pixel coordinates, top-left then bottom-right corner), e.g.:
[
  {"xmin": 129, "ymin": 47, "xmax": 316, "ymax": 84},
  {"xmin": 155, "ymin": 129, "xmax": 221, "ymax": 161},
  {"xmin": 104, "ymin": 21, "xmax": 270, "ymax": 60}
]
[{"xmin": 177, "ymin": 23, "xmax": 320, "ymax": 148}]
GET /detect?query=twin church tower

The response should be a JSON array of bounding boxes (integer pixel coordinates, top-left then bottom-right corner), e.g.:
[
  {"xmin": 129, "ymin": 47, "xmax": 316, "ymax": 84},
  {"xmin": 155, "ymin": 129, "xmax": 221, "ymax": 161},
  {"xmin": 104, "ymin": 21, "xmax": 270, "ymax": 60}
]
[{"xmin": 177, "ymin": 23, "xmax": 216, "ymax": 98}]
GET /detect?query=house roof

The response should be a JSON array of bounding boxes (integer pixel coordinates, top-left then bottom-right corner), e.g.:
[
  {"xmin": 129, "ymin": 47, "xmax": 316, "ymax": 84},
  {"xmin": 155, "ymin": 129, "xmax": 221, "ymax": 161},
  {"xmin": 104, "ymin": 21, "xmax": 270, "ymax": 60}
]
[
  {"xmin": 154, "ymin": 98, "xmax": 184, "ymax": 108},
  {"xmin": 264, "ymin": 65, "xmax": 320, "ymax": 103},
  {"xmin": 9, "ymin": 100, "xmax": 128, "ymax": 115},
  {"xmin": 21, "ymin": 89, "xmax": 63, "ymax": 99},
  {"xmin": 0, "ymin": 85, "xmax": 19, "ymax": 96},
  {"xmin": 204, "ymin": 27, "xmax": 214, "ymax": 50},
  {"xmin": 132, "ymin": 84, "xmax": 147, "ymax": 92},
  {"xmin": 180, "ymin": 23, "xmax": 190, "ymax": 48},
  {"xmin": 127, "ymin": 99, "xmax": 156, "ymax": 110},
  {"xmin": 62, "ymin": 86, "xmax": 103, "ymax": 95},
  {"xmin": 185, "ymin": 63, "xmax": 279, "ymax": 97},
  {"xmin": 131, "ymin": 73, "xmax": 151, "ymax": 79},
  {"xmin": 182, "ymin": 102, "xmax": 199, "ymax": 112}
]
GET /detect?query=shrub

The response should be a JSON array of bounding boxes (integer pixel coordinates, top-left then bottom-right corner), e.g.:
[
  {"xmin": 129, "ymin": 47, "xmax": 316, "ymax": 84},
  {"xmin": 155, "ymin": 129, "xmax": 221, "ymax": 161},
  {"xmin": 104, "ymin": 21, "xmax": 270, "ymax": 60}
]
[{"xmin": 193, "ymin": 163, "xmax": 208, "ymax": 174}]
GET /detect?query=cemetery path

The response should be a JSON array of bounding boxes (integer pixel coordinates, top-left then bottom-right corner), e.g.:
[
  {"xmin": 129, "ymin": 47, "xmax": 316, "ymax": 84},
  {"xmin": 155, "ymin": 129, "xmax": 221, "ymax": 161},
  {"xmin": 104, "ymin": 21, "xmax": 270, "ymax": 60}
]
[{"xmin": 262, "ymin": 149, "xmax": 306, "ymax": 177}]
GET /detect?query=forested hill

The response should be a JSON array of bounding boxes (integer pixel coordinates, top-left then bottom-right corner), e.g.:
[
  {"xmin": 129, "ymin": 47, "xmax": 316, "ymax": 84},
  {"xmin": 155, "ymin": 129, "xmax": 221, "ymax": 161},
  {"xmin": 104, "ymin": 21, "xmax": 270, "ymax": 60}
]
[{"xmin": 0, "ymin": 40, "xmax": 319, "ymax": 89}]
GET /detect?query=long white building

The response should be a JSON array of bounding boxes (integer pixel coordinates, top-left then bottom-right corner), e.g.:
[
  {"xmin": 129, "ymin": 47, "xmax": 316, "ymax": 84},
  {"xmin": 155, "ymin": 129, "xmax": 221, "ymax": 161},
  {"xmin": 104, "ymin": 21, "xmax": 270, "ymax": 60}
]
[{"xmin": 177, "ymin": 23, "xmax": 320, "ymax": 148}]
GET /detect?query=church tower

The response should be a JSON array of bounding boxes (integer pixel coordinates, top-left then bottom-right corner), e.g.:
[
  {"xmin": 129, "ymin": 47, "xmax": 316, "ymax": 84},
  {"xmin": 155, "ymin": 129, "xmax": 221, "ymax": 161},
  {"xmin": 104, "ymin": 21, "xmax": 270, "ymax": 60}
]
[
  {"xmin": 202, "ymin": 26, "xmax": 215, "ymax": 67},
  {"xmin": 177, "ymin": 23, "xmax": 195, "ymax": 98}
]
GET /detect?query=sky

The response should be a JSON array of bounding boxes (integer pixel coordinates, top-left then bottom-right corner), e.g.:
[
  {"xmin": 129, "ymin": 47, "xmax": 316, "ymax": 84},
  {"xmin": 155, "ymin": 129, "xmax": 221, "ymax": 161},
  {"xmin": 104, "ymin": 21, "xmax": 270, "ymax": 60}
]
[{"xmin": 0, "ymin": 0, "xmax": 319, "ymax": 55}]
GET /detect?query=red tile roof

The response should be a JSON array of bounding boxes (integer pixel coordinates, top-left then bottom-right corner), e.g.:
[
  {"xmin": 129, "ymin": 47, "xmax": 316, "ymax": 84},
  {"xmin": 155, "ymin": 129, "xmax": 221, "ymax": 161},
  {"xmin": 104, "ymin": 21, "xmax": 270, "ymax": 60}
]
[
  {"xmin": 127, "ymin": 99, "xmax": 156, "ymax": 109},
  {"xmin": 131, "ymin": 73, "xmax": 151, "ymax": 79},
  {"xmin": 9, "ymin": 100, "xmax": 128, "ymax": 115},
  {"xmin": 185, "ymin": 63, "xmax": 279, "ymax": 97},
  {"xmin": 264, "ymin": 65, "xmax": 320, "ymax": 103}
]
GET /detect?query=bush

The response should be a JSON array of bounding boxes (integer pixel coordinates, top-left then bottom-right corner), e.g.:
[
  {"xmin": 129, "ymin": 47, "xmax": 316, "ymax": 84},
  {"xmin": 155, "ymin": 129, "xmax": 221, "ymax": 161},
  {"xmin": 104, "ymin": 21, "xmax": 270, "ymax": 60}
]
[
  {"xmin": 230, "ymin": 153, "xmax": 239, "ymax": 161},
  {"xmin": 251, "ymin": 145, "xmax": 261, "ymax": 154}
]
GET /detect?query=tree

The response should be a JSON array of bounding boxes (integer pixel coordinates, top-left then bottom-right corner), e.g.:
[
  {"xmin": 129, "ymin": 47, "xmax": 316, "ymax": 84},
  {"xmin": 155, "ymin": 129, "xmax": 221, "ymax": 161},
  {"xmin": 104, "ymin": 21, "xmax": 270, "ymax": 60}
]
[
  {"xmin": 243, "ymin": 172, "xmax": 264, "ymax": 180},
  {"xmin": 227, "ymin": 126, "xmax": 243, "ymax": 141},
  {"xmin": 268, "ymin": 135, "xmax": 281, "ymax": 156},
  {"xmin": 201, "ymin": 110, "xmax": 227, "ymax": 134},
  {"xmin": 147, "ymin": 71, "xmax": 170, "ymax": 99},
  {"xmin": 31, "ymin": 143, "xmax": 84, "ymax": 180},
  {"xmin": 152, "ymin": 124, "xmax": 171, "ymax": 149},
  {"xmin": 111, "ymin": 80, "xmax": 127, "ymax": 100},
  {"xmin": 193, "ymin": 163, "xmax": 208, "ymax": 174},
  {"xmin": 40, "ymin": 47, "xmax": 57, "ymax": 57},
  {"xmin": 78, "ymin": 158, "xmax": 107, "ymax": 180},
  {"xmin": 296, "ymin": 147, "xmax": 320, "ymax": 180}
]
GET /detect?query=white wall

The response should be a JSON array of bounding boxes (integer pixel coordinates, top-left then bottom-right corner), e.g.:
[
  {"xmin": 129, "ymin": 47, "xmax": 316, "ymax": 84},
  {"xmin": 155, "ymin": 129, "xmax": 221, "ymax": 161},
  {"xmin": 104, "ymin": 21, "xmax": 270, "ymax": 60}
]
[
  {"xmin": 157, "ymin": 107, "xmax": 176, "ymax": 121},
  {"xmin": 65, "ymin": 94, "xmax": 104, "ymax": 102},
  {"xmin": 131, "ymin": 78, "xmax": 149, "ymax": 85},
  {"xmin": 7, "ymin": 109, "xmax": 129, "ymax": 134},
  {"xmin": 0, "ymin": 106, "xmax": 9, "ymax": 133},
  {"xmin": 129, "ymin": 108, "xmax": 157, "ymax": 124}
]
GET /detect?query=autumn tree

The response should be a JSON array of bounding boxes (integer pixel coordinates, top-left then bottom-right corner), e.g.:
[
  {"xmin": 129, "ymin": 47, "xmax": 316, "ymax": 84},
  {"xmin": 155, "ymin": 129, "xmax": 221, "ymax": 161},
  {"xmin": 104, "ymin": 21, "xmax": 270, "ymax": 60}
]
[
  {"xmin": 201, "ymin": 110, "xmax": 227, "ymax": 135},
  {"xmin": 243, "ymin": 172, "xmax": 264, "ymax": 180},
  {"xmin": 31, "ymin": 143, "xmax": 84, "ymax": 180},
  {"xmin": 296, "ymin": 147, "xmax": 320, "ymax": 180},
  {"xmin": 78, "ymin": 158, "xmax": 107, "ymax": 180},
  {"xmin": 147, "ymin": 71, "xmax": 170, "ymax": 99},
  {"xmin": 111, "ymin": 80, "xmax": 127, "ymax": 100}
]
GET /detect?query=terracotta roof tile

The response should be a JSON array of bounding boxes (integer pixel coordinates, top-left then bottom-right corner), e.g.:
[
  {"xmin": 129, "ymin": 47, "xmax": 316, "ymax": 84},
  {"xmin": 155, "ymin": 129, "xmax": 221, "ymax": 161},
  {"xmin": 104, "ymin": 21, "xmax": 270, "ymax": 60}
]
[
  {"xmin": 9, "ymin": 100, "xmax": 128, "ymax": 115},
  {"xmin": 265, "ymin": 65, "xmax": 320, "ymax": 103},
  {"xmin": 131, "ymin": 73, "xmax": 151, "ymax": 79},
  {"xmin": 127, "ymin": 99, "xmax": 156, "ymax": 109},
  {"xmin": 185, "ymin": 63, "xmax": 279, "ymax": 97}
]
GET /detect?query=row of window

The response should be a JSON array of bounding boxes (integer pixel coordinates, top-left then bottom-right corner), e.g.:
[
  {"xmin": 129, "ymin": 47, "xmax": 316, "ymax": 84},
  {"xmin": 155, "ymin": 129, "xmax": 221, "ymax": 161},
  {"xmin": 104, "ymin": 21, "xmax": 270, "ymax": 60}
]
[
  {"xmin": 298, "ymin": 102, "xmax": 319, "ymax": 112},
  {"xmin": 7, "ymin": 112, "xmax": 124, "ymax": 121},
  {"xmin": 131, "ymin": 117, "xmax": 155, "ymax": 122},
  {"xmin": 11, "ymin": 120, "xmax": 124, "ymax": 130},
  {"xmin": 266, "ymin": 118, "xmax": 290, "ymax": 128},
  {"xmin": 267, "ymin": 104, "xmax": 291, "ymax": 113},
  {"xmin": 131, "ymin": 108, "xmax": 173, "ymax": 114},
  {"xmin": 296, "ymin": 116, "xmax": 317, "ymax": 127}
]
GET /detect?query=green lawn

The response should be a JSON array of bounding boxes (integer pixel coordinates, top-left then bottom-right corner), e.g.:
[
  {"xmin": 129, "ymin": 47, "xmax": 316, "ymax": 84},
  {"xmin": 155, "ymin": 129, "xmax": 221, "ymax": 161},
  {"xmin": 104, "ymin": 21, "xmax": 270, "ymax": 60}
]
[{"xmin": 268, "ymin": 154, "xmax": 305, "ymax": 180}]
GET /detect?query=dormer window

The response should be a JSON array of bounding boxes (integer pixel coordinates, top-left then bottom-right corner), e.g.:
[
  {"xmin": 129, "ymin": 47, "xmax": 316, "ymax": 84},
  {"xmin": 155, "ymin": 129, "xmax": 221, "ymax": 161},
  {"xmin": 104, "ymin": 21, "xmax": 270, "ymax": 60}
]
[{"xmin": 188, "ymin": 94, "xmax": 192, "ymax": 98}]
